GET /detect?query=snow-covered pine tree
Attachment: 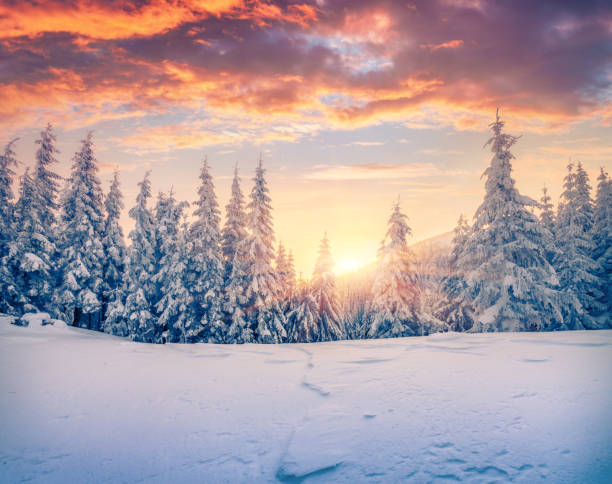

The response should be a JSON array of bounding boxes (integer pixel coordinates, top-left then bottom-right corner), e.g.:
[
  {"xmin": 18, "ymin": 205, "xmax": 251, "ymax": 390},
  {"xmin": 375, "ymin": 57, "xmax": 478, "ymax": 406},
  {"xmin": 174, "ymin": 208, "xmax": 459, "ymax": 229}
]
[
  {"xmin": 538, "ymin": 185, "xmax": 558, "ymax": 264},
  {"xmin": 276, "ymin": 241, "xmax": 293, "ymax": 296},
  {"xmin": 436, "ymin": 214, "xmax": 474, "ymax": 331},
  {"xmin": 153, "ymin": 193, "xmax": 193, "ymax": 343},
  {"xmin": 540, "ymin": 186, "xmax": 555, "ymax": 234},
  {"xmin": 152, "ymin": 191, "xmax": 180, "ymax": 311},
  {"xmin": 224, "ymin": 246, "xmax": 253, "ymax": 343},
  {"xmin": 364, "ymin": 201, "xmax": 422, "ymax": 338},
  {"xmin": 241, "ymin": 156, "xmax": 286, "ymax": 343},
  {"xmin": 185, "ymin": 157, "xmax": 225, "ymax": 342},
  {"xmin": 124, "ymin": 172, "xmax": 160, "ymax": 342},
  {"xmin": 56, "ymin": 132, "xmax": 106, "ymax": 330},
  {"xmin": 286, "ymin": 279, "xmax": 319, "ymax": 343},
  {"xmin": 276, "ymin": 242, "xmax": 287, "ymax": 280},
  {"xmin": 592, "ymin": 168, "xmax": 612, "ymax": 320},
  {"xmin": 286, "ymin": 250, "xmax": 296, "ymax": 290},
  {"xmin": 33, "ymin": 124, "xmax": 62, "ymax": 234},
  {"xmin": 9, "ymin": 169, "xmax": 51, "ymax": 312},
  {"xmin": 101, "ymin": 171, "xmax": 128, "ymax": 335},
  {"xmin": 554, "ymin": 162, "xmax": 604, "ymax": 325},
  {"xmin": 221, "ymin": 164, "xmax": 248, "ymax": 276},
  {"xmin": 0, "ymin": 139, "xmax": 18, "ymax": 250},
  {"xmin": 221, "ymin": 164, "xmax": 251, "ymax": 343},
  {"xmin": 0, "ymin": 139, "xmax": 19, "ymax": 314},
  {"xmin": 457, "ymin": 111, "xmax": 576, "ymax": 332},
  {"xmin": 309, "ymin": 233, "xmax": 344, "ymax": 341},
  {"xmin": 13, "ymin": 125, "xmax": 62, "ymax": 313}
]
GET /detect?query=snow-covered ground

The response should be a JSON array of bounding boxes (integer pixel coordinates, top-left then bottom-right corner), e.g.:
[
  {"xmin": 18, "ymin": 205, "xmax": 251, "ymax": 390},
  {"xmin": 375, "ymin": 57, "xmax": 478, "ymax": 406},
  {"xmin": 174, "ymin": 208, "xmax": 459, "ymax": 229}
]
[{"xmin": 1, "ymin": 316, "xmax": 611, "ymax": 483}]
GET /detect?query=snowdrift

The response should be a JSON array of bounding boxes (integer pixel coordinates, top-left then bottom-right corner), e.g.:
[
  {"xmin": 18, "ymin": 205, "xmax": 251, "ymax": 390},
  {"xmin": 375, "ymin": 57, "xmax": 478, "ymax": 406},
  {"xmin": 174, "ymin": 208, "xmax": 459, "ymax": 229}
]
[{"xmin": 1, "ymin": 316, "xmax": 611, "ymax": 483}]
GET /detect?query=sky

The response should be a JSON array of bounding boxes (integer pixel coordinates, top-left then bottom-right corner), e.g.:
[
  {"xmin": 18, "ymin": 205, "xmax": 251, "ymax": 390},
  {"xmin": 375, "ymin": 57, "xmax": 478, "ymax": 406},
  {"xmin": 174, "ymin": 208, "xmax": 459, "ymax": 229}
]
[{"xmin": 1, "ymin": 0, "xmax": 611, "ymax": 276}]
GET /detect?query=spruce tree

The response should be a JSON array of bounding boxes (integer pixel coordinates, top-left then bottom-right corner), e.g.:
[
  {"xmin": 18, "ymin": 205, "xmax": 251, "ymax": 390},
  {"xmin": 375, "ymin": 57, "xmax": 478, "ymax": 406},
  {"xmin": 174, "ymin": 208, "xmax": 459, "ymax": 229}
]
[
  {"xmin": 436, "ymin": 214, "xmax": 474, "ymax": 331},
  {"xmin": 33, "ymin": 124, "xmax": 62, "ymax": 232},
  {"xmin": 12, "ymin": 169, "xmax": 56, "ymax": 313},
  {"xmin": 0, "ymin": 139, "xmax": 18, "ymax": 249},
  {"xmin": 538, "ymin": 185, "xmax": 558, "ymax": 264},
  {"xmin": 276, "ymin": 241, "xmax": 294, "ymax": 297},
  {"xmin": 154, "ymin": 194, "xmax": 192, "ymax": 342},
  {"xmin": 592, "ymin": 168, "xmax": 612, "ymax": 319},
  {"xmin": 56, "ymin": 132, "xmax": 105, "ymax": 329},
  {"xmin": 539, "ymin": 186, "xmax": 555, "ymax": 234},
  {"xmin": 457, "ymin": 111, "xmax": 573, "ymax": 332},
  {"xmin": 221, "ymin": 164, "xmax": 251, "ymax": 343},
  {"xmin": 124, "ymin": 172, "xmax": 160, "ymax": 342},
  {"xmin": 185, "ymin": 157, "xmax": 225, "ymax": 342},
  {"xmin": 221, "ymin": 164, "xmax": 248, "ymax": 276},
  {"xmin": 14, "ymin": 124, "xmax": 62, "ymax": 313},
  {"xmin": 224, "ymin": 249, "xmax": 253, "ymax": 343},
  {"xmin": 554, "ymin": 162, "xmax": 604, "ymax": 325},
  {"xmin": 0, "ymin": 139, "xmax": 19, "ymax": 314},
  {"xmin": 286, "ymin": 280, "xmax": 319, "ymax": 343},
  {"xmin": 286, "ymin": 250, "xmax": 296, "ymax": 291},
  {"xmin": 242, "ymin": 156, "xmax": 286, "ymax": 343},
  {"xmin": 365, "ymin": 201, "xmax": 422, "ymax": 338},
  {"xmin": 309, "ymin": 233, "xmax": 344, "ymax": 341},
  {"xmin": 101, "ymin": 171, "xmax": 128, "ymax": 336}
]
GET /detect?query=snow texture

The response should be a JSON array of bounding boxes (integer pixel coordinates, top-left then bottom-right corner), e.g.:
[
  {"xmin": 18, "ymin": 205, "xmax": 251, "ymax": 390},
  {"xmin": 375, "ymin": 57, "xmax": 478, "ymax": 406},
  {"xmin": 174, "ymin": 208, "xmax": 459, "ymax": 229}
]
[{"xmin": 1, "ymin": 316, "xmax": 610, "ymax": 483}]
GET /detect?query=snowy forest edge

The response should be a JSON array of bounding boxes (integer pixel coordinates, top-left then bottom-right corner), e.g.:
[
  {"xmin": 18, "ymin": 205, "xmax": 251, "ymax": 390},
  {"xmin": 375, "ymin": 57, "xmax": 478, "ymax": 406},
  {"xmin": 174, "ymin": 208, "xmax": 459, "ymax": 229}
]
[{"xmin": 0, "ymin": 111, "xmax": 610, "ymax": 344}]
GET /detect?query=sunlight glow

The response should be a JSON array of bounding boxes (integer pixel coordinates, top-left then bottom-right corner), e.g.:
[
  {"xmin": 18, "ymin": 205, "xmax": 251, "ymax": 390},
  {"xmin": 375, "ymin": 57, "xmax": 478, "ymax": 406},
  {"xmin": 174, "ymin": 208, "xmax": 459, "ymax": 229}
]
[{"xmin": 335, "ymin": 258, "xmax": 364, "ymax": 275}]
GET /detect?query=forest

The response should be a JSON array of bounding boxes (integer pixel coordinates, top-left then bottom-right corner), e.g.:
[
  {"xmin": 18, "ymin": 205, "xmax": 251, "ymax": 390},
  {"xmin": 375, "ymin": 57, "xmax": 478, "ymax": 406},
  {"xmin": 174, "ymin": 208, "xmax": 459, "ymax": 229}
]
[{"xmin": 0, "ymin": 112, "xmax": 610, "ymax": 343}]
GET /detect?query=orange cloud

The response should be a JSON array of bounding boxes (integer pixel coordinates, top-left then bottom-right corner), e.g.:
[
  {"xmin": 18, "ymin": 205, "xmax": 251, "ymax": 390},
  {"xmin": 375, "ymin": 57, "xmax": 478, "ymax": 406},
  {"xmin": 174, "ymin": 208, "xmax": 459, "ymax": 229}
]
[
  {"xmin": 421, "ymin": 40, "xmax": 464, "ymax": 51},
  {"xmin": 0, "ymin": 1, "xmax": 318, "ymax": 40},
  {"xmin": 1, "ymin": 0, "xmax": 609, "ymax": 140}
]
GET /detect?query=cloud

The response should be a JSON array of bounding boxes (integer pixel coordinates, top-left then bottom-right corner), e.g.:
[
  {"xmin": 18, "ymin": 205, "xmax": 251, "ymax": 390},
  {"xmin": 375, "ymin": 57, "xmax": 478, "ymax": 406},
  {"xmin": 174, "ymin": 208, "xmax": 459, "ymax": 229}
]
[
  {"xmin": 1, "ymin": 0, "xmax": 611, "ymax": 136},
  {"xmin": 0, "ymin": 1, "xmax": 319, "ymax": 40},
  {"xmin": 347, "ymin": 141, "xmax": 385, "ymax": 146},
  {"xmin": 539, "ymin": 145, "xmax": 612, "ymax": 159},
  {"xmin": 421, "ymin": 40, "xmax": 464, "ymax": 52},
  {"xmin": 305, "ymin": 162, "xmax": 464, "ymax": 180},
  {"xmin": 114, "ymin": 115, "xmax": 319, "ymax": 153}
]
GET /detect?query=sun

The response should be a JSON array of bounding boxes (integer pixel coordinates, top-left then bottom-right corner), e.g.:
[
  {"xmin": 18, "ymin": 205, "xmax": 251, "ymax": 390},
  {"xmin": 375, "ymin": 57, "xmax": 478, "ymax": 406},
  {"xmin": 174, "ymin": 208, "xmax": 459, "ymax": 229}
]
[{"xmin": 336, "ymin": 258, "xmax": 363, "ymax": 275}]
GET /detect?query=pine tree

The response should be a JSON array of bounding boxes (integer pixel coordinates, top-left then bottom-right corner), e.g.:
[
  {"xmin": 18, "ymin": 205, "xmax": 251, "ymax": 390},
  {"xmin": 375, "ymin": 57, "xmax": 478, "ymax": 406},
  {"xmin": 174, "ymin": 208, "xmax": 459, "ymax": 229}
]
[
  {"xmin": 221, "ymin": 164, "xmax": 248, "ymax": 276},
  {"xmin": 13, "ymin": 124, "xmax": 62, "ymax": 313},
  {"xmin": 185, "ymin": 157, "xmax": 225, "ymax": 342},
  {"xmin": 286, "ymin": 250, "xmax": 296, "ymax": 291},
  {"xmin": 12, "ymin": 171, "xmax": 56, "ymax": 313},
  {"xmin": 554, "ymin": 162, "xmax": 604, "ymax": 325},
  {"xmin": 365, "ymin": 201, "xmax": 422, "ymax": 338},
  {"xmin": 224, "ymin": 250, "xmax": 253, "ymax": 343},
  {"xmin": 0, "ymin": 139, "xmax": 19, "ymax": 314},
  {"xmin": 539, "ymin": 186, "xmax": 555, "ymax": 234},
  {"xmin": 124, "ymin": 172, "xmax": 160, "ymax": 342},
  {"xmin": 33, "ymin": 124, "xmax": 62, "ymax": 232},
  {"xmin": 101, "ymin": 171, "xmax": 128, "ymax": 336},
  {"xmin": 221, "ymin": 164, "xmax": 251, "ymax": 343},
  {"xmin": 286, "ymin": 280, "xmax": 319, "ymax": 343},
  {"xmin": 457, "ymin": 110, "xmax": 575, "ymax": 332},
  {"xmin": 154, "ymin": 194, "xmax": 192, "ymax": 343},
  {"xmin": 276, "ymin": 241, "xmax": 293, "ymax": 296},
  {"xmin": 276, "ymin": 242, "xmax": 288, "ymax": 279},
  {"xmin": 241, "ymin": 156, "xmax": 286, "ymax": 343},
  {"xmin": 436, "ymin": 214, "xmax": 474, "ymax": 331},
  {"xmin": 592, "ymin": 168, "xmax": 612, "ymax": 319},
  {"xmin": 56, "ymin": 132, "xmax": 105, "ymax": 329},
  {"xmin": 0, "ymin": 139, "xmax": 18, "ymax": 248},
  {"xmin": 309, "ymin": 233, "xmax": 344, "ymax": 341},
  {"xmin": 539, "ymin": 185, "xmax": 558, "ymax": 264}
]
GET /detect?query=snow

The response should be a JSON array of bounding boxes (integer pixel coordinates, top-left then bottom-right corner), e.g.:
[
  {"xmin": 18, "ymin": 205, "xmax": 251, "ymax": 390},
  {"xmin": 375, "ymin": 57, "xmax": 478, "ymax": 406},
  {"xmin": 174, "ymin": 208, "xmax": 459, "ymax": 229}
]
[{"xmin": 1, "ymin": 317, "xmax": 611, "ymax": 483}]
